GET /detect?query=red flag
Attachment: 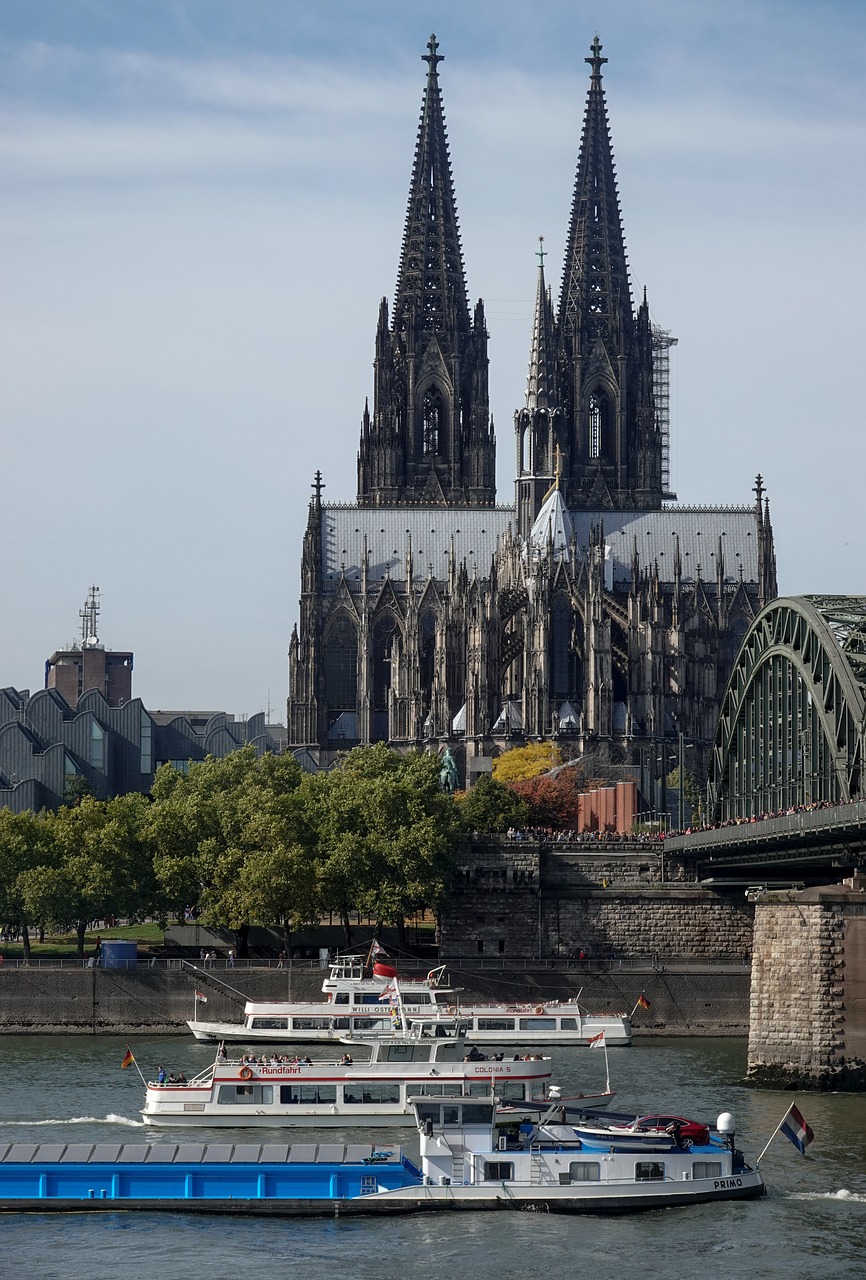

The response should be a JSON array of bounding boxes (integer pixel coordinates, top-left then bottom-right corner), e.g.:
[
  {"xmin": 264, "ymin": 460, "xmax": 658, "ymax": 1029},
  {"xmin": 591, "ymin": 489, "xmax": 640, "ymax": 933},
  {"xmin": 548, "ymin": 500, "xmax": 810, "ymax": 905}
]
[
  {"xmin": 588, "ymin": 1031, "xmax": 606, "ymax": 1049},
  {"xmin": 373, "ymin": 961, "xmax": 398, "ymax": 979},
  {"xmin": 120, "ymin": 1046, "xmax": 135, "ymax": 1070}
]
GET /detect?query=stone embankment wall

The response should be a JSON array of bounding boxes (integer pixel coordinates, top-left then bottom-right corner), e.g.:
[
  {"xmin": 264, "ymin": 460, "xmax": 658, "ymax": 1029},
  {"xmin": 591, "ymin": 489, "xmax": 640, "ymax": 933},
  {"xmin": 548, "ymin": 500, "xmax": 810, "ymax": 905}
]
[
  {"xmin": 441, "ymin": 839, "xmax": 754, "ymax": 963},
  {"xmin": 0, "ymin": 964, "xmax": 750, "ymax": 1036},
  {"xmin": 747, "ymin": 884, "xmax": 866, "ymax": 1090}
]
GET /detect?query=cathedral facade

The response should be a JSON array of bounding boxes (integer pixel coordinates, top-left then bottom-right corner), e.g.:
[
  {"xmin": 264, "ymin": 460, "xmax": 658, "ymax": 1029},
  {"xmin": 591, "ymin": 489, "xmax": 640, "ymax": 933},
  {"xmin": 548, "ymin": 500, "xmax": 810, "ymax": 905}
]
[{"xmin": 287, "ymin": 36, "xmax": 777, "ymax": 783}]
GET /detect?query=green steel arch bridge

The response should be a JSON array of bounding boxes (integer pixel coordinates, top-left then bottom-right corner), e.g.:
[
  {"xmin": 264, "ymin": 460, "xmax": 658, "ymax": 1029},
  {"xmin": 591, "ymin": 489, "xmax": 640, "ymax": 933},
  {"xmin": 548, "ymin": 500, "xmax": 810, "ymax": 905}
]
[{"xmin": 665, "ymin": 596, "xmax": 866, "ymax": 881}]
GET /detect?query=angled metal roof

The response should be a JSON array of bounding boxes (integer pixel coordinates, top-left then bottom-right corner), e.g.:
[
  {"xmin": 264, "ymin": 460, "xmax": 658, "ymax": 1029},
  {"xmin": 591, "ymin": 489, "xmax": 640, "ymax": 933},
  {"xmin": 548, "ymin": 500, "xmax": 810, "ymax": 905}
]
[
  {"xmin": 321, "ymin": 506, "xmax": 513, "ymax": 585},
  {"xmin": 320, "ymin": 503, "xmax": 760, "ymax": 588},
  {"xmin": 570, "ymin": 507, "xmax": 761, "ymax": 586}
]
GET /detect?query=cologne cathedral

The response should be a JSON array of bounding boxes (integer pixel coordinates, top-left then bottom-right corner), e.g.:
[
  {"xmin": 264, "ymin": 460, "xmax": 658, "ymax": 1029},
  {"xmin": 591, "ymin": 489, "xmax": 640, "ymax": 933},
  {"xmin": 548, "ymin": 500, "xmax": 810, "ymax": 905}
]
[{"xmin": 287, "ymin": 36, "xmax": 777, "ymax": 781}]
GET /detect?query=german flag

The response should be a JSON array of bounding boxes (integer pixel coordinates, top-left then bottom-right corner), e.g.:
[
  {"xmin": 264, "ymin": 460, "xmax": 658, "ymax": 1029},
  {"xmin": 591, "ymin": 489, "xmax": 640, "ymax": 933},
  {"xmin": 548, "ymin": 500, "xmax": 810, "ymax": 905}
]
[
  {"xmin": 636, "ymin": 994, "xmax": 651, "ymax": 1011},
  {"xmin": 120, "ymin": 1045, "xmax": 135, "ymax": 1070}
]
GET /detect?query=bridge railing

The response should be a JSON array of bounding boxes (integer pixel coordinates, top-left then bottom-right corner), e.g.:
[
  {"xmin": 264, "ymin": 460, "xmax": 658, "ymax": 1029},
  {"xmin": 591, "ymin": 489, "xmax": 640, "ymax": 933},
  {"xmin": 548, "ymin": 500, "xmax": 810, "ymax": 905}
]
[{"xmin": 665, "ymin": 799, "xmax": 866, "ymax": 855}]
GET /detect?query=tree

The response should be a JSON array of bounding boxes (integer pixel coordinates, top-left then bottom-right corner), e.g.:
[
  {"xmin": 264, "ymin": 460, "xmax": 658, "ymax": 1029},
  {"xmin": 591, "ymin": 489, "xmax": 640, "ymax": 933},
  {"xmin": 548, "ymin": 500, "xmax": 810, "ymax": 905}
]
[
  {"xmin": 510, "ymin": 770, "xmax": 583, "ymax": 830},
  {"xmin": 299, "ymin": 744, "xmax": 462, "ymax": 947},
  {"xmin": 41, "ymin": 794, "xmax": 156, "ymax": 956},
  {"xmin": 147, "ymin": 748, "xmax": 308, "ymax": 953},
  {"xmin": 492, "ymin": 743, "xmax": 563, "ymax": 783},
  {"xmin": 0, "ymin": 808, "xmax": 56, "ymax": 959},
  {"xmin": 457, "ymin": 774, "xmax": 531, "ymax": 832}
]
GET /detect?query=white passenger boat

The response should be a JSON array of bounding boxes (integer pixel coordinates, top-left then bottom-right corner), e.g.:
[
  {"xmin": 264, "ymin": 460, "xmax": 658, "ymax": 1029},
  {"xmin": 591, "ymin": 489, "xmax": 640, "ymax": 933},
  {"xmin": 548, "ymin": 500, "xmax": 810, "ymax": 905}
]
[
  {"xmin": 141, "ymin": 1024, "xmax": 582, "ymax": 1129},
  {"xmin": 187, "ymin": 955, "xmax": 632, "ymax": 1046}
]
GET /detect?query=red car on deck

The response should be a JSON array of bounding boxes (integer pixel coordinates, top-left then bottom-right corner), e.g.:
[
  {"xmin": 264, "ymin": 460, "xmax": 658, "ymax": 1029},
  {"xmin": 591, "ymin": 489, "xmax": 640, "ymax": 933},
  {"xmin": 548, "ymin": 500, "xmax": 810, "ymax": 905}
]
[{"xmin": 633, "ymin": 1114, "xmax": 711, "ymax": 1146}]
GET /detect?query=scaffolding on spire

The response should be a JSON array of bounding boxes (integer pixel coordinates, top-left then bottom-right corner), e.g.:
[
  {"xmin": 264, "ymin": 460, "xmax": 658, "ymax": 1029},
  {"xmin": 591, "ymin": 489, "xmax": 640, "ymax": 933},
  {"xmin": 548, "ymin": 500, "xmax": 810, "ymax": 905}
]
[{"xmin": 652, "ymin": 326, "xmax": 678, "ymax": 500}]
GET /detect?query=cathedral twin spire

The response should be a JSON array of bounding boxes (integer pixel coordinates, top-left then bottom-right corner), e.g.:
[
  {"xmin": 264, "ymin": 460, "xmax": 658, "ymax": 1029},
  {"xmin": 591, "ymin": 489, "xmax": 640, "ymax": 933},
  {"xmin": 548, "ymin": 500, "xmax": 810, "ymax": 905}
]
[
  {"xmin": 357, "ymin": 34, "xmax": 494, "ymax": 508},
  {"xmin": 517, "ymin": 34, "xmax": 662, "ymax": 527},
  {"xmin": 357, "ymin": 33, "xmax": 661, "ymax": 517}
]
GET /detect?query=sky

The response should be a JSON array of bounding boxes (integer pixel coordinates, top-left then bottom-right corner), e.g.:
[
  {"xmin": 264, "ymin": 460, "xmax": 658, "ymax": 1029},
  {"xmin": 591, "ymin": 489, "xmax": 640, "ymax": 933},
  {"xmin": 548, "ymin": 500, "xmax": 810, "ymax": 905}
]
[{"xmin": 2, "ymin": 1, "xmax": 865, "ymax": 718}]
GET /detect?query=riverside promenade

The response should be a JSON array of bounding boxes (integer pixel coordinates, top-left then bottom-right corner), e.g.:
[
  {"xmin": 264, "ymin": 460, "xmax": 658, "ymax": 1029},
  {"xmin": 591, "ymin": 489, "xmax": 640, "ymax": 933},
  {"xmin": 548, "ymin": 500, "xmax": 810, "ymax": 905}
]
[{"xmin": 0, "ymin": 958, "xmax": 750, "ymax": 1036}]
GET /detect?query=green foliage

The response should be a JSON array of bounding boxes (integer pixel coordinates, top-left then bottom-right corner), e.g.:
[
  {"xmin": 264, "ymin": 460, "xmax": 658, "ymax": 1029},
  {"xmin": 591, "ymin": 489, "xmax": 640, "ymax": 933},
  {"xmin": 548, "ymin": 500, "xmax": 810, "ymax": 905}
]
[
  {"xmin": 301, "ymin": 745, "xmax": 461, "ymax": 935},
  {"xmin": 492, "ymin": 743, "xmax": 563, "ymax": 783},
  {"xmin": 0, "ymin": 744, "xmax": 463, "ymax": 952},
  {"xmin": 457, "ymin": 774, "xmax": 531, "ymax": 832}
]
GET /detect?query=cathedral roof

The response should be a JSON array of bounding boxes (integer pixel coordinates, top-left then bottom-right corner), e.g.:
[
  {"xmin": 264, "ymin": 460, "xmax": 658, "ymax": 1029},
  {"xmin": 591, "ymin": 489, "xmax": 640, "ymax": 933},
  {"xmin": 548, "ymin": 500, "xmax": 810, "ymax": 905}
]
[
  {"xmin": 570, "ymin": 508, "xmax": 761, "ymax": 585},
  {"xmin": 319, "ymin": 503, "xmax": 760, "ymax": 589},
  {"xmin": 320, "ymin": 506, "xmax": 512, "ymax": 585}
]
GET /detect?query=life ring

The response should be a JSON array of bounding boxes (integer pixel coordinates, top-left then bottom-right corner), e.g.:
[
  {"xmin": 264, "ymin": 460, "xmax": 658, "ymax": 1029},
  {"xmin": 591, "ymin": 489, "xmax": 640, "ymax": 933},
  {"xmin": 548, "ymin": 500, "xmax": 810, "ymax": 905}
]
[
  {"xmin": 447, "ymin": 1006, "xmax": 459, "ymax": 1016},
  {"xmin": 239, "ymin": 1066, "xmax": 253, "ymax": 1080},
  {"xmin": 534, "ymin": 1005, "xmax": 545, "ymax": 1015}
]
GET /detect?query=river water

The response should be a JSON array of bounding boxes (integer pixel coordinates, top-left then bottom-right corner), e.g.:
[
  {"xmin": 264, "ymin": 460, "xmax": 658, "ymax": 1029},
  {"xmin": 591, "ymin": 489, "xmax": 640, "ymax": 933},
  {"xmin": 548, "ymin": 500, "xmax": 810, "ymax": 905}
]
[{"xmin": 0, "ymin": 1035, "xmax": 864, "ymax": 1279}]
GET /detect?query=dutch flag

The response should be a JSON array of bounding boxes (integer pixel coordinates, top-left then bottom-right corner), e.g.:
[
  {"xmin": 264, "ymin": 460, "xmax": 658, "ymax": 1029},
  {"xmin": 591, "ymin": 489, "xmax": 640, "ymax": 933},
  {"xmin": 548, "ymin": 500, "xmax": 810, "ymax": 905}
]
[{"xmin": 780, "ymin": 1103, "xmax": 814, "ymax": 1155}]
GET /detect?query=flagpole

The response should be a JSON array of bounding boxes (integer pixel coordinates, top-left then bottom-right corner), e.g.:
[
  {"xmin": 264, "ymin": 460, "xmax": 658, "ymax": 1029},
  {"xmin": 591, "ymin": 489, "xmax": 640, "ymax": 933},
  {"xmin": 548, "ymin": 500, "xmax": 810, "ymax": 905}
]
[
  {"xmin": 755, "ymin": 1104, "xmax": 791, "ymax": 1166},
  {"xmin": 603, "ymin": 1035, "xmax": 610, "ymax": 1095}
]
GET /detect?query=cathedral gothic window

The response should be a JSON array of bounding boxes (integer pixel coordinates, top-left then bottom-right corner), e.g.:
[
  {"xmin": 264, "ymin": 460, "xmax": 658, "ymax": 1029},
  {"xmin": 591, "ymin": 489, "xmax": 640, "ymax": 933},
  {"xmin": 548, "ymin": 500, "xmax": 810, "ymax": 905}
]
[
  {"xmin": 324, "ymin": 616, "xmax": 358, "ymax": 711},
  {"xmin": 422, "ymin": 386, "xmax": 444, "ymax": 456},
  {"xmin": 588, "ymin": 395, "xmax": 602, "ymax": 460}
]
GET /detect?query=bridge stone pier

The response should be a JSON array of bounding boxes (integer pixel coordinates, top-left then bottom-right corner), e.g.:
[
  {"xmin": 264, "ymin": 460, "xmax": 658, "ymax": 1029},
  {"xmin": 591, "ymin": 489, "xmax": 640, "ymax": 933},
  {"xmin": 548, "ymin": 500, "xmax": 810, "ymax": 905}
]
[{"xmin": 748, "ymin": 878, "xmax": 866, "ymax": 1089}]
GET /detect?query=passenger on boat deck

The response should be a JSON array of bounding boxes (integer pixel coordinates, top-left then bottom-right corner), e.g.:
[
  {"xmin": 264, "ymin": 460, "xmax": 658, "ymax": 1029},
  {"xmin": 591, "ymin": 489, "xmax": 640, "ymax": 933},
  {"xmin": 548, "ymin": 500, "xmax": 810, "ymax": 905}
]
[
  {"xmin": 303, "ymin": 1055, "xmax": 313, "ymax": 1064},
  {"xmin": 156, "ymin": 1066, "xmax": 167, "ymax": 1084},
  {"xmin": 177, "ymin": 1073, "xmax": 186, "ymax": 1083},
  {"xmin": 464, "ymin": 1046, "xmax": 486, "ymax": 1061},
  {"xmin": 338, "ymin": 1054, "xmax": 354, "ymax": 1065},
  {"xmin": 217, "ymin": 1043, "xmax": 227, "ymax": 1061}
]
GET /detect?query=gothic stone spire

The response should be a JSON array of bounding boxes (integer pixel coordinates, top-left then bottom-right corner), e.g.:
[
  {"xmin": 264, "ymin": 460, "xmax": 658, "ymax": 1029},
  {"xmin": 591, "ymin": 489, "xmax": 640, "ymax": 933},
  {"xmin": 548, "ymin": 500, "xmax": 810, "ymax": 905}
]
[
  {"xmin": 358, "ymin": 34, "xmax": 495, "ymax": 508},
  {"xmin": 556, "ymin": 36, "xmax": 660, "ymax": 512}
]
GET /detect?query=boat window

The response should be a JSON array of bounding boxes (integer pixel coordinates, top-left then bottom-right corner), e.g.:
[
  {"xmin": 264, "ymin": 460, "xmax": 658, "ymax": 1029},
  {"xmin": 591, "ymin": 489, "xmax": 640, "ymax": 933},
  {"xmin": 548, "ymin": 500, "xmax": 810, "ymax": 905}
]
[
  {"xmin": 461, "ymin": 1105, "xmax": 494, "ymax": 1124},
  {"xmin": 355, "ymin": 994, "xmax": 386, "ymax": 1005},
  {"xmin": 412, "ymin": 993, "xmax": 432, "ymax": 1004},
  {"xmin": 291, "ymin": 1018, "xmax": 331, "ymax": 1031},
  {"xmin": 483, "ymin": 1161, "xmax": 514, "ymax": 1181},
  {"xmin": 417, "ymin": 1083, "xmax": 444, "ymax": 1096},
  {"xmin": 443, "ymin": 1106, "xmax": 460, "ymax": 1126},
  {"xmin": 635, "ymin": 1162, "xmax": 666, "ymax": 1181},
  {"xmin": 333, "ymin": 1018, "xmax": 350, "ymax": 1030},
  {"xmin": 468, "ymin": 1082, "xmax": 494, "ymax": 1097},
  {"xmin": 417, "ymin": 1104, "xmax": 441, "ymax": 1124},
  {"xmin": 476, "ymin": 1018, "xmax": 515, "ymax": 1032},
  {"xmin": 518, "ymin": 1018, "xmax": 557, "ymax": 1031},
  {"xmin": 559, "ymin": 1018, "xmax": 578, "ymax": 1031},
  {"xmin": 380, "ymin": 1044, "xmax": 413, "ymax": 1061},
  {"xmin": 344, "ymin": 1082, "xmax": 401, "ymax": 1105},
  {"xmin": 217, "ymin": 1085, "xmax": 273, "ymax": 1105},
  {"xmin": 359, "ymin": 1175, "xmax": 378, "ymax": 1195},
  {"xmin": 280, "ymin": 1084, "xmax": 337, "ymax": 1104},
  {"xmin": 691, "ymin": 1161, "xmax": 722, "ymax": 1179},
  {"xmin": 567, "ymin": 1162, "xmax": 601, "ymax": 1182},
  {"xmin": 351, "ymin": 1018, "xmax": 391, "ymax": 1032},
  {"xmin": 334, "ymin": 993, "xmax": 350, "ymax": 1005},
  {"xmin": 498, "ymin": 1082, "xmax": 526, "ymax": 1102},
  {"xmin": 250, "ymin": 1018, "xmax": 288, "ymax": 1030}
]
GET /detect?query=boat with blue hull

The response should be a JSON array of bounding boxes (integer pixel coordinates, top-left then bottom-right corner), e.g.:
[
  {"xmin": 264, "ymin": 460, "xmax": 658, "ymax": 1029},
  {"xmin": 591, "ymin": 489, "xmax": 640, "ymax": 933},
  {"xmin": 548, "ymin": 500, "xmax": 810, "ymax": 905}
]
[{"xmin": 0, "ymin": 1098, "xmax": 764, "ymax": 1216}]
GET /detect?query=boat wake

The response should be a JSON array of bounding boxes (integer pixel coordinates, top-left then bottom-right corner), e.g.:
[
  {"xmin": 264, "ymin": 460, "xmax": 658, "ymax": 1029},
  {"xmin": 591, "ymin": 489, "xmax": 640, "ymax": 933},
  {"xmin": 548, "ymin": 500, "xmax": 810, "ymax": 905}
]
[
  {"xmin": 791, "ymin": 1190, "xmax": 866, "ymax": 1203},
  {"xmin": 1, "ymin": 1114, "xmax": 143, "ymax": 1128}
]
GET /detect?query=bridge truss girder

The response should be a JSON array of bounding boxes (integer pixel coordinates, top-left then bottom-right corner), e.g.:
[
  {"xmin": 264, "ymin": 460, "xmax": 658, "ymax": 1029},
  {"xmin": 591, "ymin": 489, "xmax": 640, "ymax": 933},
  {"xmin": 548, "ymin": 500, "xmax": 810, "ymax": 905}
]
[{"xmin": 710, "ymin": 597, "xmax": 866, "ymax": 822}]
